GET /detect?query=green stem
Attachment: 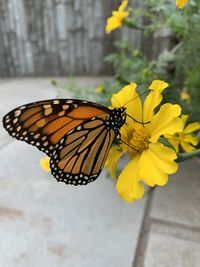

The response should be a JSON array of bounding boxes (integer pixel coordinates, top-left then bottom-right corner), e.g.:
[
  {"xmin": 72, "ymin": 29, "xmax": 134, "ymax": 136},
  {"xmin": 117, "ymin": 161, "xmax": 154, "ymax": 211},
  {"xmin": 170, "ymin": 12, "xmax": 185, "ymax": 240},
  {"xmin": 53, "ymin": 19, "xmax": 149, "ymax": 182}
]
[
  {"xmin": 124, "ymin": 19, "xmax": 145, "ymax": 30},
  {"xmin": 176, "ymin": 149, "xmax": 200, "ymax": 162}
]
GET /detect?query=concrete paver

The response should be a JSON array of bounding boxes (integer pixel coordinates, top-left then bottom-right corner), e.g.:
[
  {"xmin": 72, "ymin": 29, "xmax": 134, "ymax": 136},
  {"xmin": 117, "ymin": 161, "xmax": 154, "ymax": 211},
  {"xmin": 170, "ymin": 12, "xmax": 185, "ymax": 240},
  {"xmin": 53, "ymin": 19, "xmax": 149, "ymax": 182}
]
[
  {"xmin": 144, "ymin": 222, "xmax": 200, "ymax": 267},
  {"xmin": 134, "ymin": 159, "xmax": 200, "ymax": 267},
  {"xmin": 150, "ymin": 159, "xmax": 200, "ymax": 228},
  {"xmin": 0, "ymin": 78, "xmax": 146, "ymax": 267},
  {"xmin": 1, "ymin": 78, "xmax": 200, "ymax": 267},
  {"xmin": 0, "ymin": 141, "xmax": 147, "ymax": 267}
]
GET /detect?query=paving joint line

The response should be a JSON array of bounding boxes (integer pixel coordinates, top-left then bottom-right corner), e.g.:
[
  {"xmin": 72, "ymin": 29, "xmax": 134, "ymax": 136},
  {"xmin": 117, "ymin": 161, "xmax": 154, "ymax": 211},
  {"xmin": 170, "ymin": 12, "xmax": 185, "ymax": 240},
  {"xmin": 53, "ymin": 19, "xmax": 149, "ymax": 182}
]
[
  {"xmin": 150, "ymin": 217, "xmax": 200, "ymax": 234},
  {"xmin": 132, "ymin": 188, "xmax": 155, "ymax": 267},
  {"xmin": 133, "ymin": 187, "xmax": 200, "ymax": 267}
]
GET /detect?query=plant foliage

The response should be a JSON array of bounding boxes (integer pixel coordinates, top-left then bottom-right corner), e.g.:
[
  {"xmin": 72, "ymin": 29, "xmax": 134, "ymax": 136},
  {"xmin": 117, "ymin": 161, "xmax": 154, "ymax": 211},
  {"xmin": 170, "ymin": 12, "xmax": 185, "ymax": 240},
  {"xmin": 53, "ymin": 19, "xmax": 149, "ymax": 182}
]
[{"xmin": 105, "ymin": 0, "xmax": 200, "ymax": 121}]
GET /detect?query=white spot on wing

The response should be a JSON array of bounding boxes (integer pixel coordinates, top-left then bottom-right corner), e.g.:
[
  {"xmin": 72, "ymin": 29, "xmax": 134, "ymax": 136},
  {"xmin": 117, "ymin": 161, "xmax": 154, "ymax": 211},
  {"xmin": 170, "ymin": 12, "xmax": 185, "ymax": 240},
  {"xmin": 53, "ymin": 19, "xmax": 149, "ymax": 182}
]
[{"xmin": 15, "ymin": 110, "xmax": 21, "ymax": 117}]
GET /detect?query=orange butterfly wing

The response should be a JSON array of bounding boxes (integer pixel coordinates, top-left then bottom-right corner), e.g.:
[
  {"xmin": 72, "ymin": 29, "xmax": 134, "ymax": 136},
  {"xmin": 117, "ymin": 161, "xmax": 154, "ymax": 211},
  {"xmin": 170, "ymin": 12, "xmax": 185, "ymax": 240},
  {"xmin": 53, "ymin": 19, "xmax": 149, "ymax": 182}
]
[
  {"xmin": 50, "ymin": 117, "xmax": 116, "ymax": 185},
  {"xmin": 3, "ymin": 99, "xmax": 126, "ymax": 185},
  {"xmin": 3, "ymin": 99, "xmax": 111, "ymax": 156}
]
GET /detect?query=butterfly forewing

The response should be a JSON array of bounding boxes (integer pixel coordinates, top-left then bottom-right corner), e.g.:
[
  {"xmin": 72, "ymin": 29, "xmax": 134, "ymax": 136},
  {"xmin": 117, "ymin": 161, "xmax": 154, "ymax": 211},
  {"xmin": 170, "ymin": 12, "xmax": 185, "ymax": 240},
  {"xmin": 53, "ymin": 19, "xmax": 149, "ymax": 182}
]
[{"xmin": 2, "ymin": 99, "xmax": 111, "ymax": 156}]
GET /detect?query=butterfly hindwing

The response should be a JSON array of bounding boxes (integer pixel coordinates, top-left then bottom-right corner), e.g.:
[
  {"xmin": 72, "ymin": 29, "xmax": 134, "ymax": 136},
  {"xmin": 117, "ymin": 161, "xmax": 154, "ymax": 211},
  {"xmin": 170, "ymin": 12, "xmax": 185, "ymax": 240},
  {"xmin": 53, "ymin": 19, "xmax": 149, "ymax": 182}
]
[
  {"xmin": 50, "ymin": 117, "xmax": 116, "ymax": 185},
  {"xmin": 2, "ymin": 99, "xmax": 111, "ymax": 156}
]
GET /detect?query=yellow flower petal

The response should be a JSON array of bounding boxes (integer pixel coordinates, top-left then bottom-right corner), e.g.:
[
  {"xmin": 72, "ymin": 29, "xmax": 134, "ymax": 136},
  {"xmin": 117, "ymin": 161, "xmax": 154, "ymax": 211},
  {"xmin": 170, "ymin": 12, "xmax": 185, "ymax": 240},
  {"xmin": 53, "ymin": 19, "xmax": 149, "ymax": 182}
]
[
  {"xmin": 149, "ymin": 80, "xmax": 169, "ymax": 93},
  {"xmin": 148, "ymin": 143, "xmax": 178, "ymax": 174},
  {"xmin": 181, "ymin": 115, "xmax": 189, "ymax": 128},
  {"xmin": 111, "ymin": 83, "xmax": 143, "ymax": 122},
  {"xmin": 111, "ymin": 82, "xmax": 137, "ymax": 107},
  {"xmin": 167, "ymin": 138, "xmax": 180, "ymax": 152},
  {"xmin": 149, "ymin": 103, "xmax": 183, "ymax": 142},
  {"xmin": 165, "ymin": 115, "xmax": 200, "ymax": 153},
  {"xmin": 180, "ymin": 141, "xmax": 196, "ymax": 152},
  {"xmin": 105, "ymin": 146, "xmax": 125, "ymax": 180},
  {"xmin": 106, "ymin": 0, "xmax": 129, "ymax": 34},
  {"xmin": 184, "ymin": 122, "xmax": 200, "ymax": 134},
  {"xmin": 116, "ymin": 155, "xmax": 144, "ymax": 203},
  {"xmin": 106, "ymin": 17, "xmax": 122, "ymax": 33},
  {"xmin": 181, "ymin": 134, "xmax": 199, "ymax": 146},
  {"xmin": 112, "ymin": 10, "xmax": 129, "ymax": 19},
  {"xmin": 176, "ymin": 0, "xmax": 189, "ymax": 9},
  {"xmin": 139, "ymin": 143, "xmax": 178, "ymax": 187},
  {"xmin": 119, "ymin": 0, "xmax": 128, "ymax": 12},
  {"xmin": 40, "ymin": 156, "xmax": 51, "ymax": 173},
  {"xmin": 143, "ymin": 80, "xmax": 169, "ymax": 121},
  {"xmin": 143, "ymin": 90, "xmax": 162, "ymax": 122}
]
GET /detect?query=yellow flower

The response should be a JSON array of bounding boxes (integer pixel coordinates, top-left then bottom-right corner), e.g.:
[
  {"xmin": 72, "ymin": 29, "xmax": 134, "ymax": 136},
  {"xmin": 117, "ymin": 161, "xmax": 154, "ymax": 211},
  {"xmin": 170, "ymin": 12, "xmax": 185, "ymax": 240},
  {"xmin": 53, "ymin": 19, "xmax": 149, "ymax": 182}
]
[
  {"xmin": 132, "ymin": 49, "xmax": 140, "ymax": 57},
  {"xmin": 96, "ymin": 84, "xmax": 104, "ymax": 93},
  {"xmin": 106, "ymin": 0, "xmax": 129, "ymax": 34},
  {"xmin": 105, "ymin": 80, "xmax": 183, "ymax": 203},
  {"xmin": 40, "ymin": 156, "xmax": 51, "ymax": 172},
  {"xmin": 176, "ymin": 0, "xmax": 189, "ymax": 9},
  {"xmin": 165, "ymin": 115, "xmax": 200, "ymax": 152},
  {"xmin": 180, "ymin": 88, "xmax": 191, "ymax": 102}
]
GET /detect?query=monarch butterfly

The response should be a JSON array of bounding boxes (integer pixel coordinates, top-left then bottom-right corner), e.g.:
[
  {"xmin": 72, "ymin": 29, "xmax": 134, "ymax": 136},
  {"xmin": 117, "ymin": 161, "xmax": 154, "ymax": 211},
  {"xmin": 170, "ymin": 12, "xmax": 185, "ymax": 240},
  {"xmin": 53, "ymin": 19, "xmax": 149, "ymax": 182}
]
[{"xmin": 2, "ymin": 99, "xmax": 126, "ymax": 185}]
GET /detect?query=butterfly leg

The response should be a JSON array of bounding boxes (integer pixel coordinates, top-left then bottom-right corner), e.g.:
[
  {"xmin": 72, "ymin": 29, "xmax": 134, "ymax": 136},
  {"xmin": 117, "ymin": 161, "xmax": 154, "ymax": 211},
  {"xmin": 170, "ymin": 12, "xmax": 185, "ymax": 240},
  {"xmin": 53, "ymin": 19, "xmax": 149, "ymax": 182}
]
[{"xmin": 117, "ymin": 131, "xmax": 139, "ymax": 152}]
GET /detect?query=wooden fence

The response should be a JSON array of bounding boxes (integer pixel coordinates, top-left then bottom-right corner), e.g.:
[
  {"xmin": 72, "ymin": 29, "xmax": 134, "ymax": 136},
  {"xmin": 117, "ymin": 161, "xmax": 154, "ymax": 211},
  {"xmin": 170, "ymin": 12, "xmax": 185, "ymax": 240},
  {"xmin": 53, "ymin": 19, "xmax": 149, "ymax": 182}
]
[{"xmin": 0, "ymin": 0, "xmax": 169, "ymax": 77}]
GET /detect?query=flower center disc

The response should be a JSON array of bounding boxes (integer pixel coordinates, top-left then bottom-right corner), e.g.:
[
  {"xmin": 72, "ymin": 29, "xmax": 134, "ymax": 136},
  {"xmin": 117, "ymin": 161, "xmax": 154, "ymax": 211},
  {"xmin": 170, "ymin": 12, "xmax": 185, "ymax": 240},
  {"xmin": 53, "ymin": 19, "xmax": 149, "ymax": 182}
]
[{"xmin": 124, "ymin": 123, "xmax": 150, "ymax": 154}]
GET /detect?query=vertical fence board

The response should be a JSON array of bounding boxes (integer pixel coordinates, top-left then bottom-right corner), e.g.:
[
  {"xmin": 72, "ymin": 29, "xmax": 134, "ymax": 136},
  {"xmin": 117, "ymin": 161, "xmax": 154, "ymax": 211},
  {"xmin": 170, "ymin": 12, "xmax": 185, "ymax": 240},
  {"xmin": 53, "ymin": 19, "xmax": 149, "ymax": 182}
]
[
  {"xmin": 0, "ymin": 0, "xmax": 171, "ymax": 77},
  {"xmin": 0, "ymin": 0, "xmax": 110, "ymax": 77}
]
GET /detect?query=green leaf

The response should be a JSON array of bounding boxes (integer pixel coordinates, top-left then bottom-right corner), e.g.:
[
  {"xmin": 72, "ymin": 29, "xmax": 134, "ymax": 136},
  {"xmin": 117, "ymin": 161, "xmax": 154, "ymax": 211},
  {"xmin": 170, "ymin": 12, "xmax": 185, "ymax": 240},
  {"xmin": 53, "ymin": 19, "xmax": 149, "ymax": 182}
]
[
  {"xmin": 159, "ymin": 137, "xmax": 176, "ymax": 151},
  {"xmin": 177, "ymin": 149, "xmax": 200, "ymax": 162}
]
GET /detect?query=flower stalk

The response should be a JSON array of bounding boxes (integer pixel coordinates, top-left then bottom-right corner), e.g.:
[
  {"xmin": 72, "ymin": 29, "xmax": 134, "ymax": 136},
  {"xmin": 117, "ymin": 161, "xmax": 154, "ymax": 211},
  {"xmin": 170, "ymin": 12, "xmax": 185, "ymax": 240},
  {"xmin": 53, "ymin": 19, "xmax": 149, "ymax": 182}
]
[
  {"xmin": 124, "ymin": 18, "xmax": 145, "ymax": 31},
  {"xmin": 177, "ymin": 149, "xmax": 200, "ymax": 162}
]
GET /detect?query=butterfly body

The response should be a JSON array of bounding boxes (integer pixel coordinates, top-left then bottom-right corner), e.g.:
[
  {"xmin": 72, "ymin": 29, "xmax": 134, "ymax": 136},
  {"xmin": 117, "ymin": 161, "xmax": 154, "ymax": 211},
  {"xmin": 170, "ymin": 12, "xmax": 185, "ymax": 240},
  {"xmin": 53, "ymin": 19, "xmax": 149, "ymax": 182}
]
[{"xmin": 3, "ymin": 99, "xmax": 126, "ymax": 185}]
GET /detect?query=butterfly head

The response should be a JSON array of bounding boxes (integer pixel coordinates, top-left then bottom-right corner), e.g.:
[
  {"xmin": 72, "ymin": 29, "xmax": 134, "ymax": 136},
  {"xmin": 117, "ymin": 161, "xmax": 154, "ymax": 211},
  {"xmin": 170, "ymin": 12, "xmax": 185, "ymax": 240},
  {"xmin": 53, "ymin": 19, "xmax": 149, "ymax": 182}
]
[{"xmin": 110, "ymin": 107, "xmax": 126, "ymax": 133}]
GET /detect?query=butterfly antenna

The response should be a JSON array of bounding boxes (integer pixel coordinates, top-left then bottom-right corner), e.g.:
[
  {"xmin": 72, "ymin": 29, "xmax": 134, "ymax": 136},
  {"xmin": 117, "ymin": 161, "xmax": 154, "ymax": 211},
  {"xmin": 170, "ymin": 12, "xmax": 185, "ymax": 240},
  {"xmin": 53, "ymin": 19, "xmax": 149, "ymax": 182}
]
[
  {"xmin": 112, "ymin": 89, "xmax": 152, "ymax": 124},
  {"xmin": 112, "ymin": 89, "xmax": 152, "ymax": 108},
  {"xmin": 124, "ymin": 89, "xmax": 151, "ymax": 125},
  {"xmin": 126, "ymin": 113, "xmax": 150, "ymax": 125},
  {"xmin": 123, "ymin": 89, "xmax": 151, "ymax": 107}
]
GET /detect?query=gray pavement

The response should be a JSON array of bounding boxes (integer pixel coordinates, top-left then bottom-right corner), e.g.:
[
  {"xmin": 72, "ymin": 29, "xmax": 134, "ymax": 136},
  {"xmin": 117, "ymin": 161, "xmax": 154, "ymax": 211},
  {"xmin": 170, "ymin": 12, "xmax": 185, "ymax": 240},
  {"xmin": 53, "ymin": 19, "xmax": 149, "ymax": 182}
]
[
  {"xmin": 0, "ymin": 78, "xmax": 199, "ymax": 267},
  {"xmin": 134, "ymin": 159, "xmax": 200, "ymax": 267}
]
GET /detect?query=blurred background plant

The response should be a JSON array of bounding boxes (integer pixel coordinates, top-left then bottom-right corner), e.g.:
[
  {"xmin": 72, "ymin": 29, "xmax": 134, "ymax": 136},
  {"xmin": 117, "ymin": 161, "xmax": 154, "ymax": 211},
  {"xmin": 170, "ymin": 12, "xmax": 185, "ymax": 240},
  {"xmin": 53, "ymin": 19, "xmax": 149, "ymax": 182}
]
[
  {"xmin": 57, "ymin": 0, "xmax": 200, "ymax": 122},
  {"xmin": 104, "ymin": 0, "xmax": 200, "ymax": 121},
  {"xmin": 53, "ymin": 0, "xmax": 200, "ymax": 153}
]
